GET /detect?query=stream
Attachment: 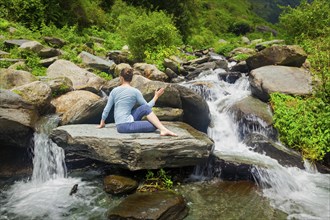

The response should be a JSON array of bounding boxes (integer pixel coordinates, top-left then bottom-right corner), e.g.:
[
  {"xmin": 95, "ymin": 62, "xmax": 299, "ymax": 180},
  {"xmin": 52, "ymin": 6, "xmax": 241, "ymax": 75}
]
[{"xmin": 0, "ymin": 66, "xmax": 329, "ymax": 219}]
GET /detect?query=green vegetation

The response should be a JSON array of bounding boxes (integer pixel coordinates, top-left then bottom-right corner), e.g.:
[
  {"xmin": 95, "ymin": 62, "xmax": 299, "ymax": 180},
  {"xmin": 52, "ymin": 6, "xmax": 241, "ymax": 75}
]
[
  {"xmin": 138, "ymin": 169, "xmax": 173, "ymax": 192},
  {"xmin": 271, "ymin": 93, "xmax": 330, "ymax": 161},
  {"xmin": 270, "ymin": 0, "xmax": 330, "ymax": 161}
]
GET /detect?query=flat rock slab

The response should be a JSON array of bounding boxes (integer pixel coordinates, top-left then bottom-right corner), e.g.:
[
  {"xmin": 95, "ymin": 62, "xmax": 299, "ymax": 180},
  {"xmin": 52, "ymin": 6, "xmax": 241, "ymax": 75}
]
[{"xmin": 50, "ymin": 122, "xmax": 214, "ymax": 170}]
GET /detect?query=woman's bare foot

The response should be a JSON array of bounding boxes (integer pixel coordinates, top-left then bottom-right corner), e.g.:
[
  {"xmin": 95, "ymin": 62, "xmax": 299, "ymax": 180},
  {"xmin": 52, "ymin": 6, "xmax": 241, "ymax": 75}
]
[{"xmin": 160, "ymin": 128, "xmax": 178, "ymax": 137}]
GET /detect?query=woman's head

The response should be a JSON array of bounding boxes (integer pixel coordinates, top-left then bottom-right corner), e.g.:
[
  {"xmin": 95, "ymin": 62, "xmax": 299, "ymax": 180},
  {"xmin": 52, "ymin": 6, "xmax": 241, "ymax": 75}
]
[{"xmin": 120, "ymin": 68, "xmax": 133, "ymax": 82}]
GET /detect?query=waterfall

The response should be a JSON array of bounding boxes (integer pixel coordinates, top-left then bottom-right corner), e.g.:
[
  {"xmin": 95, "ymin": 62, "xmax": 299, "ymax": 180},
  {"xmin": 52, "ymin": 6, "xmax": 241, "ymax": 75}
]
[
  {"xmin": 183, "ymin": 68, "xmax": 330, "ymax": 220},
  {"xmin": 0, "ymin": 115, "xmax": 107, "ymax": 219},
  {"xmin": 32, "ymin": 115, "xmax": 67, "ymax": 183}
]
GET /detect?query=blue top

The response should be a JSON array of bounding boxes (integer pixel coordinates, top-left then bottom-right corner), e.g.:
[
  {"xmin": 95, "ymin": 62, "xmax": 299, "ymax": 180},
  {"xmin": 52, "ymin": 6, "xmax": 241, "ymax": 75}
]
[{"xmin": 101, "ymin": 86, "xmax": 155, "ymax": 124}]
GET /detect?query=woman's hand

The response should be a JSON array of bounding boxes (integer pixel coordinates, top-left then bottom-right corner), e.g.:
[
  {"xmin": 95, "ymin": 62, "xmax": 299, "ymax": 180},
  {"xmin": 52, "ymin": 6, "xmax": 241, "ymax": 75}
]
[
  {"xmin": 154, "ymin": 88, "xmax": 165, "ymax": 99},
  {"xmin": 97, "ymin": 120, "xmax": 105, "ymax": 129}
]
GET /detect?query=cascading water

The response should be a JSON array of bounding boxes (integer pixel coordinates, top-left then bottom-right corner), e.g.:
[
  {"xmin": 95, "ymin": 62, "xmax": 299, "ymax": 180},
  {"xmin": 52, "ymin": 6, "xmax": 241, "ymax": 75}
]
[
  {"xmin": 0, "ymin": 115, "xmax": 108, "ymax": 220},
  {"xmin": 183, "ymin": 67, "xmax": 330, "ymax": 220}
]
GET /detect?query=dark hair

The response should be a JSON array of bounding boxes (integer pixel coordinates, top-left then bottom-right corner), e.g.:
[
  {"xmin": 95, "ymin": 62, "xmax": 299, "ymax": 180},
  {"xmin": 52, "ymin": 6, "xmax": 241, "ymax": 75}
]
[{"xmin": 120, "ymin": 67, "xmax": 133, "ymax": 82}]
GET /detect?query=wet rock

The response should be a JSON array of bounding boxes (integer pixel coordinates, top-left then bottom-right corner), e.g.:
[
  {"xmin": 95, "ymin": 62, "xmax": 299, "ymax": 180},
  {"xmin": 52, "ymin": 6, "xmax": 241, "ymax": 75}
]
[
  {"xmin": 218, "ymin": 71, "xmax": 242, "ymax": 84},
  {"xmin": 243, "ymin": 133, "xmax": 304, "ymax": 169},
  {"xmin": 50, "ymin": 122, "xmax": 214, "ymax": 170},
  {"xmin": 249, "ymin": 65, "xmax": 313, "ymax": 102},
  {"xmin": 108, "ymin": 191, "xmax": 188, "ymax": 220},
  {"xmin": 230, "ymin": 61, "xmax": 249, "ymax": 73},
  {"xmin": 104, "ymin": 175, "xmax": 138, "ymax": 194},
  {"xmin": 230, "ymin": 96, "xmax": 273, "ymax": 126}
]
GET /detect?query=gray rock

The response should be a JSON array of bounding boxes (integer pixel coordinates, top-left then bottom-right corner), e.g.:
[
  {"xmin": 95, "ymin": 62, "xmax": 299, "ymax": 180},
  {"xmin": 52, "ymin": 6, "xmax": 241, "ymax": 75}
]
[
  {"xmin": 79, "ymin": 51, "xmax": 115, "ymax": 73},
  {"xmin": 51, "ymin": 90, "xmax": 106, "ymax": 125},
  {"xmin": 0, "ymin": 89, "xmax": 38, "ymax": 148},
  {"xmin": 50, "ymin": 122, "xmax": 214, "ymax": 170},
  {"xmin": 44, "ymin": 36, "xmax": 66, "ymax": 48},
  {"xmin": 38, "ymin": 48, "xmax": 62, "ymax": 58},
  {"xmin": 133, "ymin": 63, "xmax": 169, "ymax": 82},
  {"xmin": 165, "ymin": 67, "xmax": 178, "ymax": 79},
  {"xmin": 230, "ymin": 61, "xmax": 249, "ymax": 73},
  {"xmin": 114, "ymin": 63, "xmax": 131, "ymax": 77},
  {"xmin": 249, "ymin": 65, "xmax": 313, "ymax": 102},
  {"xmin": 0, "ymin": 50, "xmax": 9, "ymax": 57},
  {"xmin": 243, "ymin": 133, "xmax": 304, "ymax": 169},
  {"xmin": 230, "ymin": 96, "xmax": 273, "ymax": 126},
  {"xmin": 247, "ymin": 45, "xmax": 307, "ymax": 70},
  {"xmin": 255, "ymin": 40, "xmax": 285, "ymax": 51},
  {"xmin": 39, "ymin": 76, "xmax": 73, "ymax": 97},
  {"xmin": 108, "ymin": 191, "xmax": 188, "ymax": 220},
  {"xmin": 19, "ymin": 41, "xmax": 44, "ymax": 53},
  {"xmin": 164, "ymin": 58, "xmax": 180, "ymax": 74},
  {"xmin": 0, "ymin": 69, "xmax": 37, "ymax": 89},
  {"xmin": 4, "ymin": 39, "xmax": 30, "ymax": 47},
  {"xmin": 151, "ymin": 107, "xmax": 183, "ymax": 121},
  {"xmin": 11, "ymin": 81, "xmax": 52, "ymax": 114},
  {"xmin": 47, "ymin": 59, "xmax": 106, "ymax": 93},
  {"xmin": 40, "ymin": 56, "xmax": 59, "ymax": 67}
]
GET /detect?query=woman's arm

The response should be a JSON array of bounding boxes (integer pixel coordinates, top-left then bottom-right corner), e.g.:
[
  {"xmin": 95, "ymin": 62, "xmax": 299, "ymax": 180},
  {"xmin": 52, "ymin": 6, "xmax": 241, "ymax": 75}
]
[{"xmin": 97, "ymin": 92, "xmax": 114, "ymax": 128}]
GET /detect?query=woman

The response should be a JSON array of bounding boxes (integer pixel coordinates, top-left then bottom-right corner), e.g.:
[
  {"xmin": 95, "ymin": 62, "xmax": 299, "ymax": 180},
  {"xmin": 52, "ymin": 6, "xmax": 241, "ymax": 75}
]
[{"xmin": 98, "ymin": 67, "xmax": 177, "ymax": 136}]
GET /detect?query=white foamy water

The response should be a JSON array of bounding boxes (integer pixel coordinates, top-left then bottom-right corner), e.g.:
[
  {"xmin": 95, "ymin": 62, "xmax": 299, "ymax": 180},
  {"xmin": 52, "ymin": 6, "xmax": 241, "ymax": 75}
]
[
  {"xmin": 183, "ymin": 69, "xmax": 330, "ymax": 220},
  {"xmin": 0, "ymin": 115, "xmax": 108, "ymax": 219}
]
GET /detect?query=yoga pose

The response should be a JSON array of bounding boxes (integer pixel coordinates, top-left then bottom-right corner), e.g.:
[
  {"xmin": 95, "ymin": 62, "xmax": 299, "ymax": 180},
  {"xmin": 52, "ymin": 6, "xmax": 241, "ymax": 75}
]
[{"xmin": 98, "ymin": 67, "xmax": 177, "ymax": 136}]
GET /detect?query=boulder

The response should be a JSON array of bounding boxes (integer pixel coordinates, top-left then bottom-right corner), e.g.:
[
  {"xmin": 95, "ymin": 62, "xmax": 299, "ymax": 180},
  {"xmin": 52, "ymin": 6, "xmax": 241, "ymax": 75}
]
[
  {"xmin": 246, "ymin": 45, "xmax": 307, "ymax": 70},
  {"xmin": 104, "ymin": 175, "xmax": 138, "ymax": 194},
  {"xmin": 11, "ymin": 81, "xmax": 52, "ymax": 113},
  {"xmin": 44, "ymin": 36, "xmax": 66, "ymax": 48},
  {"xmin": 249, "ymin": 65, "xmax": 313, "ymax": 102},
  {"xmin": 79, "ymin": 51, "xmax": 115, "ymax": 73},
  {"xmin": 228, "ymin": 47, "xmax": 256, "ymax": 58},
  {"xmin": 218, "ymin": 71, "xmax": 242, "ymax": 84},
  {"xmin": 131, "ymin": 75, "xmax": 210, "ymax": 132},
  {"xmin": 230, "ymin": 96, "xmax": 273, "ymax": 126},
  {"xmin": 51, "ymin": 90, "xmax": 106, "ymax": 125},
  {"xmin": 19, "ymin": 41, "xmax": 44, "ymax": 53},
  {"xmin": 0, "ymin": 50, "xmax": 9, "ymax": 57},
  {"xmin": 38, "ymin": 48, "xmax": 62, "ymax": 58},
  {"xmin": 133, "ymin": 63, "xmax": 169, "ymax": 82},
  {"xmin": 40, "ymin": 56, "xmax": 59, "ymax": 67},
  {"xmin": 50, "ymin": 122, "xmax": 214, "ymax": 170},
  {"xmin": 255, "ymin": 40, "xmax": 285, "ymax": 51},
  {"xmin": 151, "ymin": 107, "xmax": 183, "ymax": 121},
  {"xmin": 114, "ymin": 63, "xmax": 131, "ymax": 77},
  {"xmin": 230, "ymin": 61, "xmax": 249, "ymax": 73},
  {"xmin": 0, "ymin": 89, "xmax": 38, "ymax": 148},
  {"xmin": 47, "ymin": 59, "xmax": 106, "ymax": 93},
  {"xmin": 4, "ymin": 39, "xmax": 30, "ymax": 48},
  {"xmin": 0, "ymin": 69, "xmax": 37, "ymax": 89},
  {"xmin": 108, "ymin": 191, "xmax": 188, "ymax": 220},
  {"xmin": 243, "ymin": 133, "xmax": 304, "ymax": 169},
  {"xmin": 40, "ymin": 76, "xmax": 73, "ymax": 97},
  {"xmin": 107, "ymin": 50, "xmax": 131, "ymax": 64}
]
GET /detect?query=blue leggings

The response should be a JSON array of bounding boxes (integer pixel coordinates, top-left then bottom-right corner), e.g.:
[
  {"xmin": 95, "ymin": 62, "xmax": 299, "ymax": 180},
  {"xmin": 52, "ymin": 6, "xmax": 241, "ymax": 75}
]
[{"xmin": 116, "ymin": 104, "xmax": 157, "ymax": 133}]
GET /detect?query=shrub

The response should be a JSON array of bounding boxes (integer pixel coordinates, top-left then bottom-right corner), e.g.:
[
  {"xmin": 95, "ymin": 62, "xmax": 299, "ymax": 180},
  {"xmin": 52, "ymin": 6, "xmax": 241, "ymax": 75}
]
[
  {"xmin": 125, "ymin": 10, "xmax": 182, "ymax": 60},
  {"xmin": 279, "ymin": 0, "xmax": 330, "ymax": 40},
  {"xmin": 270, "ymin": 93, "xmax": 330, "ymax": 161},
  {"xmin": 228, "ymin": 20, "xmax": 252, "ymax": 36}
]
